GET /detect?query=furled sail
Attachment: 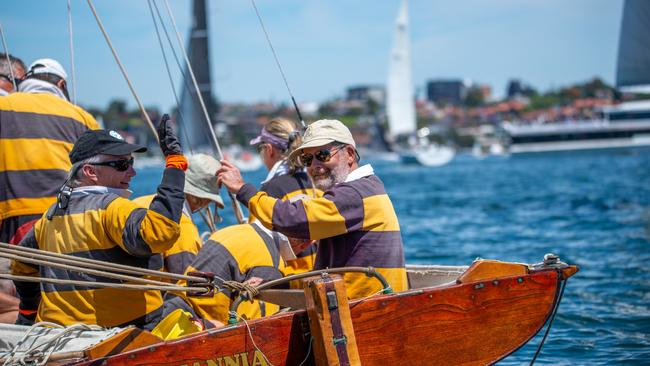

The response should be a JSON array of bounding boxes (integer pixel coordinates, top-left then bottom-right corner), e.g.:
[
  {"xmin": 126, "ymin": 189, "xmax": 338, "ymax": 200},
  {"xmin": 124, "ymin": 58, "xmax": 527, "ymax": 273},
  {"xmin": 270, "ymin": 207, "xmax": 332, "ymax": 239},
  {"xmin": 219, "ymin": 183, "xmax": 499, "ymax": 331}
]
[
  {"xmin": 386, "ymin": 0, "xmax": 416, "ymax": 137},
  {"xmin": 178, "ymin": 0, "xmax": 218, "ymax": 149},
  {"xmin": 616, "ymin": 0, "xmax": 650, "ymax": 93}
]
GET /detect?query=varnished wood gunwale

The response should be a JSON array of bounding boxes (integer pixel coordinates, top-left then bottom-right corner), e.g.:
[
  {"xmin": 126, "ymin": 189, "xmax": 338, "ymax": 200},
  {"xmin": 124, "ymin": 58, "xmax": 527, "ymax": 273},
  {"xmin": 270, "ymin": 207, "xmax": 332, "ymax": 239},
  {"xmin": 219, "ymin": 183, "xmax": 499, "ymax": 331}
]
[{"xmin": 73, "ymin": 268, "xmax": 567, "ymax": 366}]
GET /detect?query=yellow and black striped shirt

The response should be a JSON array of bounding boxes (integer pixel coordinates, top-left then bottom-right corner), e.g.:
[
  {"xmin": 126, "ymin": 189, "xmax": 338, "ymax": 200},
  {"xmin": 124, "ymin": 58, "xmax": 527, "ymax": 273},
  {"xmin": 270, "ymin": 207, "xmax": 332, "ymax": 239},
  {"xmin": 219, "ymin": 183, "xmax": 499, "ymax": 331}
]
[
  {"xmin": 236, "ymin": 166, "xmax": 407, "ymax": 299},
  {"xmin": 258, "ymin": 172, "xmax": 322, "ymax": 279},
  {"xmin": 0, "ymin": 92, "xmax": 100, "ymax": 220},
  {"xmin": 132, "ymin": 194, "xmax": 201, "ymax": 276},
  {"xmin": 163, "ymin": 222, "xmax": 285, "ymax": 325},
  {"xmin": 12, "ymin": 168, "xmax": 185, "ymax": 329}
]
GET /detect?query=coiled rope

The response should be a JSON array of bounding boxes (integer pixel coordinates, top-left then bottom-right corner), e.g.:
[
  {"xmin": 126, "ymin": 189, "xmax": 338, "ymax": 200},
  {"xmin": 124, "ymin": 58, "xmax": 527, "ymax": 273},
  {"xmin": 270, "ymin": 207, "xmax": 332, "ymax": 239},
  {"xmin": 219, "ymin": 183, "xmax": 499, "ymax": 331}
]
[{"xmin": 0, "ymin": 322, "xmax": 112, "ymax": 366}]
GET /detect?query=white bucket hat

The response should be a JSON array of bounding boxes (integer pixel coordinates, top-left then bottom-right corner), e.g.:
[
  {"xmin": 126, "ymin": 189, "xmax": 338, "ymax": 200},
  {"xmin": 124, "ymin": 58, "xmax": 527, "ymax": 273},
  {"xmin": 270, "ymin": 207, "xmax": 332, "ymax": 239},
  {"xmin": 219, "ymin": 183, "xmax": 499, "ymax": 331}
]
[
  {"xmin": 27, "ymin": 58, "xmax": 68, "ymax": 80},
  {"xmin": 185, "ymin": 153, "xmax": 224, "ymax": 208},
  {"xmin": 288, "ymin": 119, "xmax": 356, "ymax": 160}
]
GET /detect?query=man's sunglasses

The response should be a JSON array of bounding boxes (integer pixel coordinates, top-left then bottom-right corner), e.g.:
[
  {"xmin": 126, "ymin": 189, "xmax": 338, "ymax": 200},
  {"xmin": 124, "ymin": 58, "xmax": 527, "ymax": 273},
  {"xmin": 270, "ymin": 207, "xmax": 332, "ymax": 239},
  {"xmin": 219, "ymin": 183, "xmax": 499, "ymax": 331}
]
[
  {"xmin": 299, "ymin": 145, "xmax": 346, "ymax": 167},
  {"xmin": 90, "ymin": 157, "xmax": 134, "ymax": 172}
]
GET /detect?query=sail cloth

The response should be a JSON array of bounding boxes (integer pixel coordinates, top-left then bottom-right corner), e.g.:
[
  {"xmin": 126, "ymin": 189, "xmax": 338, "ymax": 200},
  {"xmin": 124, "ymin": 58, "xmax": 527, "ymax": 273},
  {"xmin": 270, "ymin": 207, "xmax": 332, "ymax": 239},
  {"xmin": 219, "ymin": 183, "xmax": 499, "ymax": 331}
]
[
  {"xmin": 386, "ymin": 0, "xmax": 417, "ymax": 137},
  {"xmin": 177, "ymin": 0, "xmax": 218, "ymax": 150},
  {"xmin": 616, "ymin": 0, "xmax": 650, "ymax": 92}
]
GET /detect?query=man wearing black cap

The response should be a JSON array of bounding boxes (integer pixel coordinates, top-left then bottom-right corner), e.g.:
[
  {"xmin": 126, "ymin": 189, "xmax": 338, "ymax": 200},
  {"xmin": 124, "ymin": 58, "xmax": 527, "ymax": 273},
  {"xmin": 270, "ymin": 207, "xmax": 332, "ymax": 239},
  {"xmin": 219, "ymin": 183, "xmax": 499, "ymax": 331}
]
[{"xmin": 11, "ymin": 116, "xmax": 188, "ymax": 330}]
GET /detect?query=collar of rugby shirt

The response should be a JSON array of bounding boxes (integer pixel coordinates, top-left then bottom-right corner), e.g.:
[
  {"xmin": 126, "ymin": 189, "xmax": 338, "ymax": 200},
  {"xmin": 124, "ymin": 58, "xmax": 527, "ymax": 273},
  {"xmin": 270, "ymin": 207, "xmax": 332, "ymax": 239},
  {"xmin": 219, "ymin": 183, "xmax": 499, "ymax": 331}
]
[
  {"xmin": 71, "ymin": 185, "xmax": 132, "ymax": 199},
  {"xmin": 344, "ymin": 164, "xmax": 374, "ymax": 183}
]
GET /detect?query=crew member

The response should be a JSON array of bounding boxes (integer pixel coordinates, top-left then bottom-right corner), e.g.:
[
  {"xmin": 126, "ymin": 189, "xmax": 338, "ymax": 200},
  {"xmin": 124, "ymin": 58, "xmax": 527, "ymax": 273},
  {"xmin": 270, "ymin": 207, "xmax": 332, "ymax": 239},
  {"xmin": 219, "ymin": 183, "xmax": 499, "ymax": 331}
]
[
  {"xmin": 0, "ymin": 57, "xmax": 93, "ymax": 324},
  {"xmin": 249, "ymin": 117, "xmax": 321, "ymax": 280},
  {"xmin": 133, "ymin": 153, "xmax": 225, "ymax": 275},
  {"xmin": 163, "ymin": 219, "xmax": 288, "ymax": 327},
  {"xmin": 12, "ymin": 118, "xmax": 187, "ymax": 330},
  {"xmin": 0, "ymin": 53, "xmax": 25, "ymax": 95},
  {"xmin": 0, "ymin": 58, "xmax": 99, "ymax": 245},
  {"xmin": 218, "ymin": 119, "xmax": 408, "ymax": 299}
]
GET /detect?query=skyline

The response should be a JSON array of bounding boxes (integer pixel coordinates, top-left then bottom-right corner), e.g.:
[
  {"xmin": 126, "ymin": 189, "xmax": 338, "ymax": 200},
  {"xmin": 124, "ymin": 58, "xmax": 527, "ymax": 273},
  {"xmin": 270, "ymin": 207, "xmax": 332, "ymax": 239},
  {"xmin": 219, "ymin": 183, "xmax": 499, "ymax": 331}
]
[{"xmin": 1, "ymin": 0, "xmax": 623, "ymax": 112}]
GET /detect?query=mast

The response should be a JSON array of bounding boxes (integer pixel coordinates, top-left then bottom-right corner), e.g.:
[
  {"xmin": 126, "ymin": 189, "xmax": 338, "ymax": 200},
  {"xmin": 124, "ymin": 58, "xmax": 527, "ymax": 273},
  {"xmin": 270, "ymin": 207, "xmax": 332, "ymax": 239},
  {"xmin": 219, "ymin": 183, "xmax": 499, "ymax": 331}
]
[
  {"xmin": 616, "ymin": 0, "xmax": 650, "ymax": 93},
  {"xmin": 178, "ymin": 0, "xmax": 218, "ymax": 149},
  {"xmin": 386, "ymin": 0, "xmax": 416, "ymax": 137}
]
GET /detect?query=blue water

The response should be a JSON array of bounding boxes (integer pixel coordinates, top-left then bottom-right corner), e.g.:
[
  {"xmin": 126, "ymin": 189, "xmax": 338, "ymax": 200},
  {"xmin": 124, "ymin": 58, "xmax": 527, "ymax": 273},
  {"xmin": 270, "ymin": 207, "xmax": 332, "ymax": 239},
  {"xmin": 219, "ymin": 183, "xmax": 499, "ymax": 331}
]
[{"xmin": 131, "ymin": 149, "xmax": 650, "ymax": 365}]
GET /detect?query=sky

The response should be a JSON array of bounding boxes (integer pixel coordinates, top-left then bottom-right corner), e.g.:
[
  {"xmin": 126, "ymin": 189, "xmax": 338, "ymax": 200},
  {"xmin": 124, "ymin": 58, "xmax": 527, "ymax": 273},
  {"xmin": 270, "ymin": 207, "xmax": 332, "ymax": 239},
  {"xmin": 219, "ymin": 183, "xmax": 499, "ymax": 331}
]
[{"xmin": 1, "ymin": 0, "xmax": 623, "ymax": 112}]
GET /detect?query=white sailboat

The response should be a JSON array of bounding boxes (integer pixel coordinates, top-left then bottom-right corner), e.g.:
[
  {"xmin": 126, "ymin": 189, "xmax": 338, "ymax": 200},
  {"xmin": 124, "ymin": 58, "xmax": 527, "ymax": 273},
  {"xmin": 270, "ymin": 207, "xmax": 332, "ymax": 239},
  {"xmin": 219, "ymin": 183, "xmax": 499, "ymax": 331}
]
[{"xmin": 387, "ymin": 0, "xmax": 454, "ymax": 166}]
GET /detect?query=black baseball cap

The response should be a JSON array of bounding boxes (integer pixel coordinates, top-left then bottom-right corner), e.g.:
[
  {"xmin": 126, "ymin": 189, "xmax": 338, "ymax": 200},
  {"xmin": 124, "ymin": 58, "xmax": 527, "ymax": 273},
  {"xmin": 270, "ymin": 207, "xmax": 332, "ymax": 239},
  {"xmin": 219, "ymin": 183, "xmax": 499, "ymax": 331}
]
[{"xmin": 69, "ymin": 129, "xmax": 147, "ymax": 164}]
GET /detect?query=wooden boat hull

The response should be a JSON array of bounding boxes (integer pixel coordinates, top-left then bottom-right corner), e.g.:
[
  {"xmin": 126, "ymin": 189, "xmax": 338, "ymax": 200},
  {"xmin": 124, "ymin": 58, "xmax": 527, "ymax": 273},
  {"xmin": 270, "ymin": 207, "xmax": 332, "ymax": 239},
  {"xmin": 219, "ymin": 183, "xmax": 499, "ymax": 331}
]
[{"xmin": 74, "ymin": 266, "xmax": 573, "ymax": 366}]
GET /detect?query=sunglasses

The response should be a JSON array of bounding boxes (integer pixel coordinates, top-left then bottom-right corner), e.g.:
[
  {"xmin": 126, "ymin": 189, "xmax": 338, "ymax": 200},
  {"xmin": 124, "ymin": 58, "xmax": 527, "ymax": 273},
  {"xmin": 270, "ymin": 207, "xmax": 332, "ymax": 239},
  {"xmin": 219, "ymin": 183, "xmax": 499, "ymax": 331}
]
[
  {"xmin": 256, "ymin": 143, "xmax": 268, "ymax": 154},
  {"xmin": 299, "ymin": 145, "xmax": 346, "ymax": 167},
  {"xmin": 90, "ymin": 157, "xmax": 135, "ymax": 172}
]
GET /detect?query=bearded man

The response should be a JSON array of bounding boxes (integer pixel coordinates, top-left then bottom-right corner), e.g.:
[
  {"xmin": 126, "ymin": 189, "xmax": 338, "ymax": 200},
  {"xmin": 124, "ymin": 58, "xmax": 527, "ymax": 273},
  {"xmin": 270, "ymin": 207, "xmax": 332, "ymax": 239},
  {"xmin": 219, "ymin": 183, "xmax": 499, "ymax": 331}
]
[{"xmin": 217, "ymin": 119, "xmax": 407, "ymax": 299}]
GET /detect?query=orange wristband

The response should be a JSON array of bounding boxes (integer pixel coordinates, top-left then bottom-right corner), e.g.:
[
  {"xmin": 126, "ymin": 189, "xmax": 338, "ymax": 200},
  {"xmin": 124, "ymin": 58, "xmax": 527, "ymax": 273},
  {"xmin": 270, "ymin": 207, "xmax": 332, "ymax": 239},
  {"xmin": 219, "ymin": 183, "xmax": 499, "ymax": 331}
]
[
  {"xmin": 165, "ymin": 155, "xmax": 188, "ymax": 171},
  {"xmin": 19, "ymin": 308, "xmax": 37, "ymax": 316}
]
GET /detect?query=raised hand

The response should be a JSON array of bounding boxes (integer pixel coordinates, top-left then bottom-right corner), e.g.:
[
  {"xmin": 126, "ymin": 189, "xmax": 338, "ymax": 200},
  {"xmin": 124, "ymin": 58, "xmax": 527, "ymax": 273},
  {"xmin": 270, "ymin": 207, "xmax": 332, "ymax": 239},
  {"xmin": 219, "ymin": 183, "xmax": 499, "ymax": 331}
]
[
  {"xmin": 216, "ymin": 160, "xmax": 245, "ymax": 194},
  {"xmin": 156, "ymin": 114, "xmax": 183, "ymax": 156}
]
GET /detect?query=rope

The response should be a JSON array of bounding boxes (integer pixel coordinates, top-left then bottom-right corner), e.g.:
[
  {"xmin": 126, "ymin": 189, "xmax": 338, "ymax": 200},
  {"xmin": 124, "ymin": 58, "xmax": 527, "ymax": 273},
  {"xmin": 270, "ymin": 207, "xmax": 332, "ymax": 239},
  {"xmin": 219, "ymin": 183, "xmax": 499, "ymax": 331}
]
[
  {"xmin": 85, "ymin": 0, "xmax": 158, "ymax": 139},
  {"xmin": 160, "ymin": 0, "xmax": 246, "ymax": 224},
  {"xmin": 147, "ymin": 0, "xmax": 193, "ymax": 154},
  {"xmin": 226, "ymin": 312, "xmax": 275, "ymax": 366},
  {"xmin": 198, "ymin": 206, "xmax": 216, "ymax": 233},
  {"xmin": 297, "ymin": 336, "xmax": 313, "ymax": 366},
  {"xmin": 160, "ymin": 0, "xmax": 222, "ymax": 158},
  {"xmin": 1, "ymin": 322, "xmax": 110, "ymax": 366},
  {"xmin": 0, "ymin": 242, "xmax": 206, "ymax": 283},
  {"xmin": 255, "ymin": 266, "xmax": 391, "ymax": 293},
  {"xmin": 67, "ymin": 0, "xmax": 77, "ymax": 105},
  {"xmin": 529, "ymin": 278, "xmax": 568, "ymax": 365},
  {"xmin": 0, "ymin": 250, "xmax": 176, "ymax": 288},
  {"xmin": 149, "ymin": 0, "xmax": 197, "ymax": 102},
  {"xmin": 222, "ymin": 281, "xmax": 260, "ymax": 303},
  {"xmin": 249, "ymin": 0, "xmax": 305, "ymax": 129},
  {"xmin": 0, "ymin": 22, "xmax": 17, "ymax": 91},
  {"xmin": 0, "ymin": 273, "xmax": 207, "ymax": 294}
]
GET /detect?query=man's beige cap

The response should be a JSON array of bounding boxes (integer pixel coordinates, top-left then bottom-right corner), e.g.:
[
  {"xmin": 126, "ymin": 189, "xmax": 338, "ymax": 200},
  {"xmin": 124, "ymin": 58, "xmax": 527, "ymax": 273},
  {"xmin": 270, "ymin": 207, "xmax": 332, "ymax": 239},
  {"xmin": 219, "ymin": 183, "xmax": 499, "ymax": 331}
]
[
  {"xmin": 185, "ymin": 153, "xmax": 224, "ymax": 208},
  {"xmin": 289, "ymin": 119, "xmax": 355, "ymax": 160}
]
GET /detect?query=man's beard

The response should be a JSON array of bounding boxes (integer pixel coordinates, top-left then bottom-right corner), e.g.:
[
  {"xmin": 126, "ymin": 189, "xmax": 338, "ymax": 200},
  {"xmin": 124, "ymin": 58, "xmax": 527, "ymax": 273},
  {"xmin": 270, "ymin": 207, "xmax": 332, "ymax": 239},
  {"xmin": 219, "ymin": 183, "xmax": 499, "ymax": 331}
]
[{"xmin": 311, "ymin": 164, "xmax": 348, "ymax": 191}]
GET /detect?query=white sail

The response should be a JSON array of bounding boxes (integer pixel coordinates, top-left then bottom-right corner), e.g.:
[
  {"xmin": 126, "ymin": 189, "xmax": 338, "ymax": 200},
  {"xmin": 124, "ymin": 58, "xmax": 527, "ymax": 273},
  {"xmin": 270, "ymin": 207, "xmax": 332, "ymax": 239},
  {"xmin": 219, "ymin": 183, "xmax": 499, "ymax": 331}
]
[
  {"xmin": 387, "ymin": 0, "xmax": 416, "ymax": 137},
  {"xmin": 616, "ymin": 0, "xmax": 650, "ymax": 93}
]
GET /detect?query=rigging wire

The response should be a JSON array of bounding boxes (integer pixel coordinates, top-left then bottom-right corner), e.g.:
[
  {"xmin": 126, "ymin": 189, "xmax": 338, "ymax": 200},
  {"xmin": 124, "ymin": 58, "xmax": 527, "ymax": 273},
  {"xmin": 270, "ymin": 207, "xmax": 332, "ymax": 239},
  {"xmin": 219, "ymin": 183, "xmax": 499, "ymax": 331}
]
[
  {"xmin": 249, "ymin": 0, "xmax": 305, "ymax": 129},
  {"xmin": 85, "ymin": 0, "xmax": 158, "ymax": 139},
  {"xmin": 67, "ymin": 0, "xmax": 77, "ymax": 104},
  {"xmin": 150, "ymin": 0, "xmax": 198, "ymax": 111},
  {"xmin": 160, "ymin": 0, "xmax": 245, "ymax": 224},
  {"xmin": 150, "ymin": 0, "xmax": 228, "ymax": 233},
  {"xmin": 147, "ymin": 0, "xmax": 193, "ymax": 154},
  {"xmin": 160, "ymin": 0, "xmax": 223, "ymax": 158},
  {"xmin": 0, "ymin": 22, "xmax": 18, "ymax": 91}
]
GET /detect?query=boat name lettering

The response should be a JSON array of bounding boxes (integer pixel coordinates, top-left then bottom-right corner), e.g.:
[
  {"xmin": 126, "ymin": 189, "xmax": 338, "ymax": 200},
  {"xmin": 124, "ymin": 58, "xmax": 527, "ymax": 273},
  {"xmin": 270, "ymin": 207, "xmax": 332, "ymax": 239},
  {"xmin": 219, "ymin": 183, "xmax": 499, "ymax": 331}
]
[{"xmin": 179, "ymin": 350, "xmax": 270, "ymax": 366}]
